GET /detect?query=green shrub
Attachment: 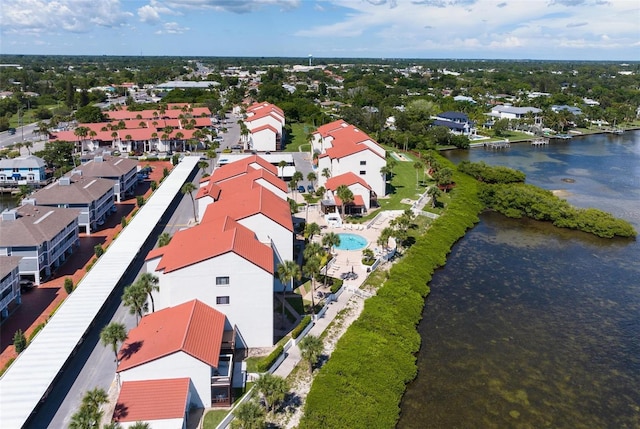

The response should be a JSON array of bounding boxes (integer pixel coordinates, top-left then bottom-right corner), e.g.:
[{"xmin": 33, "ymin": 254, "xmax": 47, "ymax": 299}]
[
  {"xmin": 28, "ymin": 323, "xmax": 46, "ymax": 342},
  {"xmin": 150, "ymin": 180, "xmax": 158, "ymax": 191},
  {"xmin": 64, "ymin": 277, "xmax": 74, "ymax": 294},
  {"xmin": 330, "ymin": 278, "xmax": 343, "ymax": 294},
  {"xmin": 256, "ymin": 344, "xmax": 284, "ymax": 373},
  {"xmin": 94, "ymin": 244, "xmax": 104, "ymax": 258},
  {"xmin": 86, "ymin": 257, "xmax": 98, "ymax": 272},
  {"xmin": 292, "ymin": 315, "xmax": 313, "ymax": 339},
  {"xmin": 13, "ymin": 329, "xmax": 27, "ymax": 353},
  {"xmin": 136, "ymin": 195, "xmax": 145, "ymax": 207},
  {"xmin": 121, "ymin": 216, "xmax": 128, "ymax": 228}
]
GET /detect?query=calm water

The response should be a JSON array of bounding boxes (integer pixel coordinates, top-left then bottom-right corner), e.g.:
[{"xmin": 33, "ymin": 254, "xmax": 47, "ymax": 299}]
[{"xmin": 398, "ymin": 132, "xmax": 640, "ymax": 428}]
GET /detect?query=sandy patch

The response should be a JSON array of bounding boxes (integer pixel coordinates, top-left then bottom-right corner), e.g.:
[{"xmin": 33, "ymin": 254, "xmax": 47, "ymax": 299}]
[{"xmin": 552, "ymin": 189, "xmax": 572, "ymax": 198}]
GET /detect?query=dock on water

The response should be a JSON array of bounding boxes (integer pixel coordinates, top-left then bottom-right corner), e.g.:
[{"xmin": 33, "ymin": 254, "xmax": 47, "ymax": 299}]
[
  {"xmin": 531, "ymin": 138, "xmax": 549, "ymax": 146},
  {"xmin": 485, "ymin": 140, "xmax": 510, "ymax": 149}
]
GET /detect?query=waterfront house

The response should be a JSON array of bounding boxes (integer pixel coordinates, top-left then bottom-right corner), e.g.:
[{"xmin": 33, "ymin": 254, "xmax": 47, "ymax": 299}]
[
  {"xmin": 323, "ymin": 172, "xmax": 373, "ymax": 214},
  {"xmin": 0, "ymin": 155, "xmax": 46, "ymax": 184}
]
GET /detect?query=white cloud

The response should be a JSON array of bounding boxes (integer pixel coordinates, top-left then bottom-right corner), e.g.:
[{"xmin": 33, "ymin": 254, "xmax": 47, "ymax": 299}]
[
  {"xmin": 1, "ymin": 0, "xmax": 132, "ymax": 34},
  {"xmin": 155, "ymin": 21, "xmax": 190, "ymax": 34},
  {"xmin": 163, "ymin": 0, "xmax": 301, "ymax": 14},
  {"xmin": 138, "ymin": 0, "xmax": 178, "ymax": 24}
]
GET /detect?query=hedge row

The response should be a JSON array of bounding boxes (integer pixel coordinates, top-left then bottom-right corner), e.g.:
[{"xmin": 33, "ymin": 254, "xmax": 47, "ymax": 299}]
[
  {"xmin": 299, "ymin": 161, "xmax": 484, "ymax": 429},
  {"xmin": 256, "ymin": 343, "xmax": 284, "ymax": 373},
  {"xmin": 292, "ymin": 315, "xmax": 312, "ymax": 339}
]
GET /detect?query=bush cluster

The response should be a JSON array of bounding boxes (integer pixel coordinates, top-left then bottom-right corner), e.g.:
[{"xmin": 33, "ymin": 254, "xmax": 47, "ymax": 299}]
[
  {"xmin": 300, "ymin": 162, "xmax": 483, "ymax": 429},
  {"xmin": 457, "ymin": 160, "xmax": 526, "ymax": 184},
  {"xmin": 480, "ymin": 183, "xmax": 636, "ymax": 238},
  {"xmin": 292, "ymin": 315, "xmax": 312, "ymax": 339}
]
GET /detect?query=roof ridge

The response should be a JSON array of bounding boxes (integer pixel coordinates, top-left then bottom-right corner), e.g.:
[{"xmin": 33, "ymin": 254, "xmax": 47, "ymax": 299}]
[{"xmin": 180, "ymin": 300, "xmax": 197, "ymax": 351}]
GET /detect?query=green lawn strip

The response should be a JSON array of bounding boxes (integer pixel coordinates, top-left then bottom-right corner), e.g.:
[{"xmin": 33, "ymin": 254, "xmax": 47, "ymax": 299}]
[
  {"xmin": 284, "ymin": 123, "xmax": 314, "ymax": 152},
  {"xmin": 299, "ymin": 157, "xmax": 484, "ymax": 429}
]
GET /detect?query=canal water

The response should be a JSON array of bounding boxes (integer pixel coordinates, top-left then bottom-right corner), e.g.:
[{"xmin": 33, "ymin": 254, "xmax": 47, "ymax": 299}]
[{"xmin": 398, "ymin": 132, "xmax": 640, "ymax": 428}]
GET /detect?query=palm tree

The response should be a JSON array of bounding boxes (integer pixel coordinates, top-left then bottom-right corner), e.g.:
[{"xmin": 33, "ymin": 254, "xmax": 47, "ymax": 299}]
[
  {"xmin": 321, "ymin": 167, "xmax": 331, "ymax": 181},
  {"xmin": 299, "ymin": 334, "xmax": 323, "ymax": 374},
  {"xmin": 14, "ymin": 142, "xmax": 24, "ymax": 155},
  {"xmin": 278, "ymin": 160, "xmax": 287, "ymax": 180},
  {"xmin": 303, "ymin": 193, "xmax": 315, "ymax": 222},
  {"xmin": 377, "ymin": 227, "xmax": 394, "ymax": 251},
  {"xmin": 157, "ymin": 232, "xmax": 172, "ymax": 247},
  {"xmin": 322, "ymin": 232, "xmax": 341, "ymax": 254},
  {"xmin": 129, "ymin": 423, "xmax": 151, "ymax": 429},
  {"xmin": 427, "ymin": 186, "xmax": 442, "ymax": 208},
  {"xmin": 100, "ymin": 322, "xmax": 128, "ymax": 363},
  {"xmin": 303, "ymin": 242, "xmax": 324, "ymax": 261},
  {"xmin": 307, "ymin": 171, "xmax": 317, "ymax": 187},
  {"xmin": 136, "ymin": 273, "xmax": 160, "ymax": 313},
  {"xmin": 181, "ymin": 182, "xmax": 198, "ymax": 223},
  {"xmin": 304, "ymin": 222, "xmax": 321, "ymax": 242},
  {"xmin": 175, "ymin": 131, "xmax": 185, "ymax": 151},
  {"xmin": 335, "ymin": 185, "xmax": 354, "ymax": 218},
  {"xmin": 23, "ymin": 140, "xmax": 33, "ymax": 155},
  {"xmin": 292, "ymin": 171, "xmax": 303, "ymax": 197},
  {"xmin": 254, "ymin": 373, "xmax": 288, "ymax": 414},
  {"xmin": 82, "ymin": 387, "xmax": 108, "ymax": 413},
  {"xmin": 198, "ymin": 160, "xmax": 209, "ymax": 176},
  {"xmin": 122, "ymin": 283, "xmax": 148, "ymax": 325},
  {"xmin": 231, "ymin": 399, "xmax": 265, "ymax": 429},
  {"xmin": 303, "ymin": 256, "xmax": 321, "ymax": 315},
  {"xmin": 413, "ymin": 161, "xmax": 424, "ymax": 188},
  {"xmin": 276, "ymin": 260, "xmax": 301, "ymax": 318}
]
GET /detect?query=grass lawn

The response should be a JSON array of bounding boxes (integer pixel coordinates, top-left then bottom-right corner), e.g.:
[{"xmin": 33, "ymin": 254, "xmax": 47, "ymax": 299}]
[
  {"xmin": 284, "ymin": 123, "xmax": 313, "ymax": 152},
  {"xmin": 202, "ymin": 410, "xmax": 228, "ymax": 429}
]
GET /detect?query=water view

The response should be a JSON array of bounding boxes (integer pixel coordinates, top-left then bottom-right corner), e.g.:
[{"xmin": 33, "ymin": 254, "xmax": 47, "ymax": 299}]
[{"xmin": 398, "ymin": 131, "xmax": 640, "ymax": 428}]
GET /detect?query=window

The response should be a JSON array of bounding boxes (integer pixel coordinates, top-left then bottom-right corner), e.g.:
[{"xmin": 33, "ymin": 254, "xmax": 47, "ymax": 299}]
[
  {"xmin": 359, "ymin": 160, "xmax": 366, "ymax": 165},
  {"xmin": 216, "ymin": 276, "xmax": 229, "ymax": 285},
  {"xmin": 216, "ymin": 296, "xmax": 230, "ymax": 305},
  {"xmin": 359, "ymin": 171, "xmax": 366, "ymax": 175}
]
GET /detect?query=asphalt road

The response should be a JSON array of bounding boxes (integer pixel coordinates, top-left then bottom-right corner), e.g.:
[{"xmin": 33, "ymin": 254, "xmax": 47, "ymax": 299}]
[
  {"xmin": 35, "ymin": 174, "xmax": 199, "ymax": 429},
  {"xmin": 0, "ymin": 123, "xmax": 43, "ymax": 149}
]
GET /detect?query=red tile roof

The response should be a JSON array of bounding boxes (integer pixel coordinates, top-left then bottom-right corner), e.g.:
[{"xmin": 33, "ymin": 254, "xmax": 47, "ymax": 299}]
[
  {"xmin": 245, "ymin": 108, "xmax": 284, "ymax": 125},
  {"xmin": 250, "ymin": 123, "xmax": 279, "ymax": 134},
  {"xmin": 195, "ymin": 180, "xmax": 222, "ymax": 201},
  {"xmin": 147, "ymin": 215, "xmax": 274, "ymax": 274},
  {"xmin": 334, "ymin": 194, "xmax": 366, "ymax": 207},
  {"xmin": 117, "ymin": 299, "xmax": 226, "ymax": 372},
  {"xmin": 202, "ymin": 184, "xmax": 293, "ymax": 232},
  {"xmin": 246, "ymin": 102, "xmax": 284, "ymax": 117},
  {"xmin": 211, "ymin": 155, "xmax": 278, "ymax": 182},
  {"xmin": 113, "ymin": 378, "xmax": 190, "ymax": 423},
  {"xmin": 325, "ymin": 172, "xmax": 371, "ymax": 191},
  {"xmin": 105, "ymin": 107, "xmax": 211, "ymax": 121},
  {"xmin": 316, "ymin": 119, "xmax": 348, "ymax": 137}
]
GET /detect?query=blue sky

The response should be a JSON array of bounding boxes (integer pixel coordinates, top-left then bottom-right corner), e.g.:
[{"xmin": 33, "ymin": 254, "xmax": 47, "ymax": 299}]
[{"xmin": 2, "ymin": 0, "xmax": 639, "ymax": 60}]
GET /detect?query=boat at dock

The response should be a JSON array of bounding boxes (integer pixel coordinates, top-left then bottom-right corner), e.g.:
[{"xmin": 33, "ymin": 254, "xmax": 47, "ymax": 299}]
[{"xmin": 531, "ymin": 138, "xmax": 549, "ymax": 145}]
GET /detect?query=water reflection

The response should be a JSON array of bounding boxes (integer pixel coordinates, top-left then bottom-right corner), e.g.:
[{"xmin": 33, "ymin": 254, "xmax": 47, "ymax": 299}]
[{"xmin": 398, "ymin": 132, "xmax": 640, "ymax": 428}]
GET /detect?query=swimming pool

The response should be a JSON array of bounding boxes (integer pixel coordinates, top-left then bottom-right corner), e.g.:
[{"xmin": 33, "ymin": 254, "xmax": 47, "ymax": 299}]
[{"xmin": 335, "ymin": 233, "xmax": 368, "ymax": 251}]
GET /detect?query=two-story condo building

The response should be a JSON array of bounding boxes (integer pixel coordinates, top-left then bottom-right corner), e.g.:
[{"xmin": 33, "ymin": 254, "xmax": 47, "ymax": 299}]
[
  {"xmin": 68, "ymin": 156, "xmax": 138, "ymax": 203},
  {"xmin": 312, "ymin": 120, "xmax": 386, "ymax": 204},
  {"xmin": 323, "ymin": 172, "xmax": 374, "ymax": 215},
  {"xmin": 25, "ymin": 175, "xmax": 115, "ymax": 234},
  {"xmin": 0, "ymin": 256, "xmax": 22, "ymax": 319},
  {"xmin": 0, "ymin": 205, "xmax": 80, "ymax": 285},
  {"xmin": 243, "ymin": 102, "xmax": 285, "ymax": 152},
  {"xmin": 145, "ymin": 215, "xmax": 276, "ymax": 348},
  {"xmin": 0, "ymin": 155, "xmax": 46, "ymax": 184},
  {"xmin": 116, "ymin": 300, "xmax": 234, "ymax": 411}
]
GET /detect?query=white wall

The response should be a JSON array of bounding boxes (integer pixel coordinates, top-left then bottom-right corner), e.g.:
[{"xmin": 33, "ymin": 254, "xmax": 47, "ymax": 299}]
[
  {"xmin": 246, "ymin": 115, "xmax": 282, "ymax": 134},
  {"xmin": 152, "ymin": 252, "xmax": 274, "ymax": 348},
  {"xmin": 254, "ymin": 179, "xmax": 287, "ymax": 200},
  {"xmin": 250, "ymin": 128, "xmax": 277, "ymax": 152},
  {"xmin": 120, "ymin": 418, "xmax": 184, "ymax": 429},
  {"xmin": 238, "ymin": 215, "xmax": 293, "ymax": 263},
  {"xmin": 119, "ymin": 352, "xmax": 209, "ymax": 407},
  {"xmin": 197, "ymin": 195, "xmax": 214, "ymax": 222}
]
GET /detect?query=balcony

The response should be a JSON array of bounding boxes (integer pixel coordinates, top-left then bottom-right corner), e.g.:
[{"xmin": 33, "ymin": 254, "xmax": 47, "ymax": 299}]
[{"xmin": 211, "ymin": 354, "xmax": 233, "ymax": 407}]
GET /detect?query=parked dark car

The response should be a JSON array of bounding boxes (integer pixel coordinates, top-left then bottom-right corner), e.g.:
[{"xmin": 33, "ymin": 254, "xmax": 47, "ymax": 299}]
[
  {"xmin": 20, "ymin": 279, "xmax": 35, "ymax": 292},
  {"xmin": 8, "ymin": 128, "xmax": 16, "ymax": 135},
  {"xmin": 297, "ymin": 185, "xmax": 306, "ymax": 193},
  {"xmin": 307, "ymin": 184, "xmax": 315, "ymax": 193}
]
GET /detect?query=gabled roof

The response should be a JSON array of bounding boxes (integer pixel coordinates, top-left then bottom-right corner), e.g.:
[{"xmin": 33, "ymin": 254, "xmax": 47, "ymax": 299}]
[
  {"xmin": 436, "ymin": 111, "xmax": 469, "ymax": 122},
  {"xmin": 321, "ymin": 142, "xmax": 374, "ymax": 160},
  {"xmin": 246, "ymin": 101, "xmax": 284, "ymax": 117},
  {"xmin": 72, "ymin": 156, "xmax": 138, "ymax": 178},
  {"xmin": 30, "ymin": 176, "xmax": 114, "ymax": 205},
  {"xmin": 114, "ymin": 378, "xmax": 190, "ymax": 423},
  {"xmin": 315, "ymin": 119, "xmax": 348, "ymax": 137},
  {"xmin": 202, "ymin": 184, "xmax": 293, "ymax": 232},
  {"xmin": 334, "ymin": 194, "xmax": 366, "ymax": 207},
  {"xmin": 117, "ymin": 299, "xmax": 226, "ymax": 372},
  {"xmin": 195, "ymin": 180, "xmax": 222, "ymax": 201},
  {"xmin": 250, "ymin": 123, "xmax": 279, "ymax": 135},
  {"xmin": 325, "ymin": 125, "xmax": 371, "ymax": 145},
  {"xmin": 0, "ymin": 155, "xmax": 46, "ymax": 170},
  {"xmin": 0, "ymin": 205, "xmax": 80, "ymax": 247},
  {"xmin": 146, "ymin": 215, "xmax": 273, "ymax": 275},
  {"xmin": 211, "ymin": 155, "xmax": 278, "ymax": 182},
  {"xmin": 244, "ymin": 108, "xmax": 284, "ymax": 125},
  {"xmin": 325, "ymin": 172, "xmax": 371, "ymax": 191}
]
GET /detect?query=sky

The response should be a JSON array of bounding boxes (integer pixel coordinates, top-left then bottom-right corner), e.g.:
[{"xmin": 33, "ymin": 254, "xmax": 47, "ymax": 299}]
[{"xmin": 1, "ymin": 0, "xmax": 639, "ymax": 61}]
